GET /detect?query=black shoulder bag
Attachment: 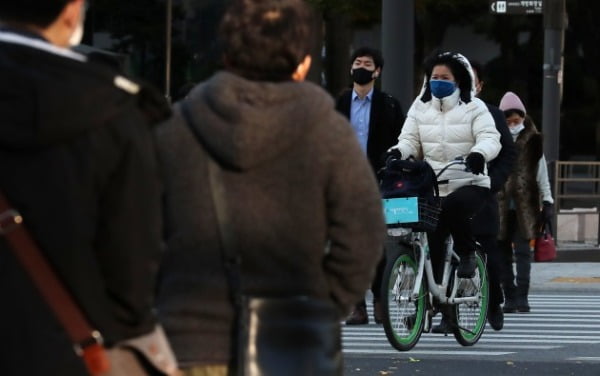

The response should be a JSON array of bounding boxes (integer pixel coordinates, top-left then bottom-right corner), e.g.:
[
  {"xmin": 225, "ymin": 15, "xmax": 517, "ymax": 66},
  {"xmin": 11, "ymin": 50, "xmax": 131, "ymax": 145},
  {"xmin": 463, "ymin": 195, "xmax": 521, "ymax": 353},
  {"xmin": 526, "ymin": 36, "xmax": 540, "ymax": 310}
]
[{"xmin": 181, "ymin": 102, "xmax": 342, "ymax": 376}]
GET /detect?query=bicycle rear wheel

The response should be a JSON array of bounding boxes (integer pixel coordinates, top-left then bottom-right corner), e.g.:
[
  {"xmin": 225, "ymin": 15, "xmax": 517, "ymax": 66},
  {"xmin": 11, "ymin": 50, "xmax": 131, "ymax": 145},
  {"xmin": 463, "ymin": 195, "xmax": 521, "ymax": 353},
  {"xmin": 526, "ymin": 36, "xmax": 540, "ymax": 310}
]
[
  {"xmin": 381, "ymin": 249, "xmax": 425, "ymax": 351},
  {"xmin": 451, "ymin": 251, "xmax": 489, "ymax": 346}
]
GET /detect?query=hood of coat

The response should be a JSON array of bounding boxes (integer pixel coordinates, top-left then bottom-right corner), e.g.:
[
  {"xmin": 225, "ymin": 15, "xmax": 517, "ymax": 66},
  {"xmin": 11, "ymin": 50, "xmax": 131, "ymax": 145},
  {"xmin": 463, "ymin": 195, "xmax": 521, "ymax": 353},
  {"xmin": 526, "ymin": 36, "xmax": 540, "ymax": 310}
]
[
  {"xmin": 181, "ymin": 71, "xmax": 334, "ymax": 170},
  {"xmin": 0, "ymin": 31, "xmax": 167, "ymax": 150},
  {"xmin": 418, "ymin": 51, "xmax": 476, "ymax": 105}
]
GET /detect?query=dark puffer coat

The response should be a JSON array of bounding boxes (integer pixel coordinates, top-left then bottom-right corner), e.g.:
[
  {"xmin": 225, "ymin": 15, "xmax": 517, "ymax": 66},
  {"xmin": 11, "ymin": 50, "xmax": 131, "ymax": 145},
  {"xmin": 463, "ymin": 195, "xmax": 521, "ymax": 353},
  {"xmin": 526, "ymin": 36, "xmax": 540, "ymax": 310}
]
[{"xmin": 155, "ymin": 71, "xmax": 385, "ymax": 367}]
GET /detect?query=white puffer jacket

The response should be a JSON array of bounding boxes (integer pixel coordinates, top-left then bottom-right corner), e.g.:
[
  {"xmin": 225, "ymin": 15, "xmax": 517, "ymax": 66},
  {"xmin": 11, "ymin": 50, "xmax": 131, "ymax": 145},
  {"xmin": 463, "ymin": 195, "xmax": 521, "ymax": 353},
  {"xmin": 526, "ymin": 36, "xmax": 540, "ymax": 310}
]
[{"xmin": 394, "ymin": 89, "xmax": 501, "ymax": 196}]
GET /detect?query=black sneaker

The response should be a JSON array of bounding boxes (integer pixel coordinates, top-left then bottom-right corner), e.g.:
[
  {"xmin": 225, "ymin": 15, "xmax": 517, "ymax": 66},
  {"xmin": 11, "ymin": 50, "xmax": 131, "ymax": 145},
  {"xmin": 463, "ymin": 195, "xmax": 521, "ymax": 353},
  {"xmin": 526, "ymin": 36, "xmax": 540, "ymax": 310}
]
[
  {"xmin": 457, "ymin": 253, "xmax": 477, "ymax": 278},
  {"xmin": 345, "ymin": 305, "xmax": 368, "ymax": 325},
  {"xmin": 502, "ymin": 299, "xmax": 518, "ymax": 313},
  {"xmin": 488, "ymin": 305, "xmax": 504, "ymax": 331},
  {"xmin": 431, "ymin": 316, "xmax": 452, "ymax": 334},
  {"xmin": 516, "ymin": 296, "xmax": 531, "ymax": 313}
]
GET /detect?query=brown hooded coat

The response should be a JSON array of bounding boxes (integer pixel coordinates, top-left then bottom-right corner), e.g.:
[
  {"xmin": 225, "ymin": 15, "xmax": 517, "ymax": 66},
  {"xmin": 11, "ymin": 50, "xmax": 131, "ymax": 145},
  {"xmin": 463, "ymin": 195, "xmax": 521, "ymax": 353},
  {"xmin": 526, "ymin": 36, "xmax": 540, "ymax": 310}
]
[
  {"xmin": 154, "ymin": 71, "xmax": 385, "ymax": 366},
  {"xmin": 497, "ymin": 116, "xmax": 543, "ymax": 240}
]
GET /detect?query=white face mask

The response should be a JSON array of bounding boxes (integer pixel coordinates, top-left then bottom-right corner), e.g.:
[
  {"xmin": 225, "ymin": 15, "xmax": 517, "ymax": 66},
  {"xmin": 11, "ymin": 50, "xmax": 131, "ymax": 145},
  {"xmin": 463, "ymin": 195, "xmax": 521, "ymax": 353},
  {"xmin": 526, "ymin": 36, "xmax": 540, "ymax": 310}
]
[
  {"xmin": 509, "ymin": 123, "xmax": 525, "ymax": 136},
  {"xmin": 68, "ymin": 3, "xmax": 86, "ymax": 46}
]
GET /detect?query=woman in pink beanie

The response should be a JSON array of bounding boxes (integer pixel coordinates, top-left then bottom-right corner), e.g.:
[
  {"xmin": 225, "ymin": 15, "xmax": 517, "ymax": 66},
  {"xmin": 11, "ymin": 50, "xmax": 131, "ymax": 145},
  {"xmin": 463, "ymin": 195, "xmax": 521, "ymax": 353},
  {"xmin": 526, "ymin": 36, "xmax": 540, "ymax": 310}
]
[{"xmin": 497, "ymin": 91, "xmax": 554, "ymax": 313}]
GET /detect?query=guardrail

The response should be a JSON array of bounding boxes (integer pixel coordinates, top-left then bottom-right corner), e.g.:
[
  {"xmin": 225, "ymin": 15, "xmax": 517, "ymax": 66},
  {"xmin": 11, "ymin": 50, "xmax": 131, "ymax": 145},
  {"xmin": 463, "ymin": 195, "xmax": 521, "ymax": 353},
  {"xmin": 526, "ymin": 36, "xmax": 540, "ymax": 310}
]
[{"xmin": 554, "ymin": 161, "xmax": 600, "ymax": 245}]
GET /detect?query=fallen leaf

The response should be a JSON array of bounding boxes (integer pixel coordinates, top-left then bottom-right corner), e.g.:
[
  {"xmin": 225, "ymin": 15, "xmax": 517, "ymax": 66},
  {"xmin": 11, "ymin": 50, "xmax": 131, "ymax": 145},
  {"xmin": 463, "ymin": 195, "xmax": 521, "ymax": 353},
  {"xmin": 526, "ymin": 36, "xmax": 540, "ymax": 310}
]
[{"xmin": 409, "ymin": 357, "xmax": 421, "ymax": 363}]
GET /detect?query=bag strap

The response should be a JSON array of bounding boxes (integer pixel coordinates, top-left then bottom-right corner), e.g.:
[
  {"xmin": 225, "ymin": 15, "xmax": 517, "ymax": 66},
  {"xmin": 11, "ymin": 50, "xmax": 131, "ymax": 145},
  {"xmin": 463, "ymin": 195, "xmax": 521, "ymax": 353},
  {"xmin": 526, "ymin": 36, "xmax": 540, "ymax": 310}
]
[
  {"xmin": 180, "ymin": 101, "xmax": 245, "ymax": 373},
  {"xmin": 180, "ymin": 102, "xmax": 243, "ymax": 303},
  {"xmin": 0, "ymin": 192, "xmax": 109, "ymax": 375}
]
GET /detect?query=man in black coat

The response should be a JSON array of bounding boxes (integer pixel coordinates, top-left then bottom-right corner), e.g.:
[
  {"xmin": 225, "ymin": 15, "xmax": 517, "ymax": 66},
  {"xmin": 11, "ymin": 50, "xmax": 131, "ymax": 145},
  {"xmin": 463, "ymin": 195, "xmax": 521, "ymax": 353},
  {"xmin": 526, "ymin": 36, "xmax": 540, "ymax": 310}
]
[
  {"xmin": 432, "ymin": 61, "xmax": 517, "ymax": 333},
  {"xmin": 0, "ymin": 1, "xmax": 172, "ymax": 375},
  {"xmin": 336, "ymin": 47, "xmax": 404, "ymax": 325}
]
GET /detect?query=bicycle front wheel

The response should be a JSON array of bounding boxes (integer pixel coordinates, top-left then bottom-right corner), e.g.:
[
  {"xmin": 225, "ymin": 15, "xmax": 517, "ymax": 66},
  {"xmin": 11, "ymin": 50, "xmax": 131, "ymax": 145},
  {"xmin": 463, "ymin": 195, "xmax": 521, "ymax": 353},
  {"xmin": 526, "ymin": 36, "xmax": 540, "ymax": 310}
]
[
  {"xmin": 451, "ymin": 251, "xmax": 489, "ymax": 346},
  {"xmin": 381, "ymin": 250, "xmax": 425, "ymax": 351}
]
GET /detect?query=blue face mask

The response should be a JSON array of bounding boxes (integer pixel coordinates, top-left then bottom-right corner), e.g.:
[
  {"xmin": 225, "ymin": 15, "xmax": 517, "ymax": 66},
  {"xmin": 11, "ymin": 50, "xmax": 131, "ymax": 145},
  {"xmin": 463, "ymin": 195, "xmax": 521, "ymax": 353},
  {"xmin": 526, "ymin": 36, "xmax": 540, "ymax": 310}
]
[{"xmin": 429, "ymin": 80, "xmax": 456, "ymax": 98}]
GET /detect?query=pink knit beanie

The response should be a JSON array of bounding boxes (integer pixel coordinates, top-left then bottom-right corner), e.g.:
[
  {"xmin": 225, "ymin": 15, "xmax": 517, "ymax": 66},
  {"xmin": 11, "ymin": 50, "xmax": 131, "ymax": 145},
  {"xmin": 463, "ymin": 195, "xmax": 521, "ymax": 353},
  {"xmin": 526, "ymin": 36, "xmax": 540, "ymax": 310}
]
[{"xmin": 499, "ymin": 91, "xmax": 526, "ymax": 116}]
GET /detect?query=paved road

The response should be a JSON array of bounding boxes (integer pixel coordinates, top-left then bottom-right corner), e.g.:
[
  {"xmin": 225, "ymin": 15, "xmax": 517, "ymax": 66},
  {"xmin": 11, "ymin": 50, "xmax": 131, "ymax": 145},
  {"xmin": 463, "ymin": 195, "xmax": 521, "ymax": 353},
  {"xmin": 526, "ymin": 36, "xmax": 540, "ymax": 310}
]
[{"xmin": 343, "ymin": 292, "xmax": 600, "ymax": 375}]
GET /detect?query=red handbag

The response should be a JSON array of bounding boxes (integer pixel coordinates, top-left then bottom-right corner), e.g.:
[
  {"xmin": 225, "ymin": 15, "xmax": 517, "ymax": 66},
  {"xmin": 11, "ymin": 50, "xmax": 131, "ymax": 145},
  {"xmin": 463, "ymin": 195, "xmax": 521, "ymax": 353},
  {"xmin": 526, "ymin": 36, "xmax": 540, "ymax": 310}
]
[{"xmin": 534, "ymin": 219, "xmax": 557, "ymax": 262}]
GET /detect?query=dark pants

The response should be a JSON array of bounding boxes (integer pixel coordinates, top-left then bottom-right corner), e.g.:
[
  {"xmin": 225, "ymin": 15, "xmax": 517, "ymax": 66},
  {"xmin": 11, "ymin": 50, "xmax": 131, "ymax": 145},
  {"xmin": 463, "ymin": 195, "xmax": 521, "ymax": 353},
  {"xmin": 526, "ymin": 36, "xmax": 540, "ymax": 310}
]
[
  {"xmin": 428, "ymin": 185, "xmax": 490, "ymax": 283},
  {"xmin": 356, "ymin": 255, "xmax": 385, "ymax": 307},
  {"xmin": 475, "ymin": 234, "xmax": 504, "ymax": 307},
  {"xmin": 499, "ymin": 209, "xmax": 532, "ymax": 298}
]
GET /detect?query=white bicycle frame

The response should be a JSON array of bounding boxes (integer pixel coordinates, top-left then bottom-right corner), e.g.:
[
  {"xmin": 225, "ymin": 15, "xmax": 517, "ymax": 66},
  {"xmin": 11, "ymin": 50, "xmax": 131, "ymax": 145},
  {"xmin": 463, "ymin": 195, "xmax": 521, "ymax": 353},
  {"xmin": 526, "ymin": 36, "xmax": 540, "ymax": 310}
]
[{"xmin": 403, "ymin": 229, "xmax": 481, "ymax": 306}]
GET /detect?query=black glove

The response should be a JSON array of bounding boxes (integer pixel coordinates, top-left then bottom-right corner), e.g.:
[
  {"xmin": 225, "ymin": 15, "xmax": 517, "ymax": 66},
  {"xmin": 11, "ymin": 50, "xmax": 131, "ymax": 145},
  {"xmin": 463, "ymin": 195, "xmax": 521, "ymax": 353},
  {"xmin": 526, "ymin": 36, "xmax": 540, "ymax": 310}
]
[
  {"xmin": 541, "ymin": 201, "xmax": 554, "ymax": 222},
  {"xmin": 384, "ymin": 149, "xmax": 402, "ymax": 164},
  {"xmin": 465, "ymin": 152, "xmax": 485, "ymax": 175}
]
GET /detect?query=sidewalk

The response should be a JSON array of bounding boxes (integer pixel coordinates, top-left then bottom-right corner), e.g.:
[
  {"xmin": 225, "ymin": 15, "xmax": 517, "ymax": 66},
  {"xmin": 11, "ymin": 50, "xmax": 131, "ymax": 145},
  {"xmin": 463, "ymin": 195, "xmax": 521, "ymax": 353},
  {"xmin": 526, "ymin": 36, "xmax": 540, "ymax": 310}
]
[
  {"xmin": 555, "ymin": 242, "xmax": 600, "ymax": 262},
  {"xmin": 530, "ymin": 262, "xmax": 600, "ymax": 292}
]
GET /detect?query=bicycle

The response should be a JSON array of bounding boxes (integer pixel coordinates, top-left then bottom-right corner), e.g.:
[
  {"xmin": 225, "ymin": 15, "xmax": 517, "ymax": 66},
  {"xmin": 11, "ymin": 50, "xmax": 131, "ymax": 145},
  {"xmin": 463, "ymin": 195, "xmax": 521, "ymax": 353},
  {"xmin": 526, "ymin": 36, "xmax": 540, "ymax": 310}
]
[{"xmin": 379, "ymin": 158, "xmax": 489, "ymax": 351}]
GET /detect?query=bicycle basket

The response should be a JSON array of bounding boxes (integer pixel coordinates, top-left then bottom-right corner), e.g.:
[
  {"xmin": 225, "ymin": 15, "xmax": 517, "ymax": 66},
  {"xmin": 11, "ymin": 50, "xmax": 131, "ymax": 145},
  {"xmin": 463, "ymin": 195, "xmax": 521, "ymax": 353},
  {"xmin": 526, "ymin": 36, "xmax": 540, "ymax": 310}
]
[
  {"xmin": 379, "ymin": 159, "xmax": 439, "ymax": 203},
  {"xmin": 382, "ymin": 197, "xmax": 441, "ymax": 232}
]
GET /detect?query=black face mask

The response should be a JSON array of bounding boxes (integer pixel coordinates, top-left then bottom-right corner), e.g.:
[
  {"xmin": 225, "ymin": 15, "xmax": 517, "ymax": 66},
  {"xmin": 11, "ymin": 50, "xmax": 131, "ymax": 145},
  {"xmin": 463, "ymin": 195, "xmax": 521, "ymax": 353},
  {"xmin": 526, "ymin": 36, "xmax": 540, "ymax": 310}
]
[{"xmin": 351, "ymin": 68, "xmax": 375, "ymax": 85}]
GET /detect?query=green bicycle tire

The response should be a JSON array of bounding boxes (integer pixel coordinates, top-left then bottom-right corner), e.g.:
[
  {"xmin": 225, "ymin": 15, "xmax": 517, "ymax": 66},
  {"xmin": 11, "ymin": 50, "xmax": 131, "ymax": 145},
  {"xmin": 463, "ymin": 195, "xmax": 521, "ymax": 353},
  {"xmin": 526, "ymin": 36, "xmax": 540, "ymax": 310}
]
[
  {"xmin": 381, "ymin": 250, "xmax": 426, "ymax": 351},
  {"xmin": 451, "ymin": 251, "xmax": 489, "ymax": 346}
]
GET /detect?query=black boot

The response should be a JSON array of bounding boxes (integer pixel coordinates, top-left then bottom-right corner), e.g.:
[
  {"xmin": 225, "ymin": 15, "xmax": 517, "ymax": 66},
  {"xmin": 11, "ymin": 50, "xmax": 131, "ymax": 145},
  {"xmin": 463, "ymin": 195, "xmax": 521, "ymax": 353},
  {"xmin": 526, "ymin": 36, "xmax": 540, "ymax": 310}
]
[
  {"xmin": 457, "ymin": 252, "xmax": 477, "ymax": 278},
  {"xmin": 432, "ymin": 315, "xmax": 452, "ymax": 334},
  {"xmin": 502, "ymin": 282, "xmax": 518, "ymax": 313},
  {"xmin": 515, "ymin": 284, "xmax": 530, "ymax": 313},
  {"xmin": 345, "ymin": 301, "xmax": 368, "ymax": 325},
  {"xmin": 488, "ymin": 304, "xmax": 504, "ymax": 330}
]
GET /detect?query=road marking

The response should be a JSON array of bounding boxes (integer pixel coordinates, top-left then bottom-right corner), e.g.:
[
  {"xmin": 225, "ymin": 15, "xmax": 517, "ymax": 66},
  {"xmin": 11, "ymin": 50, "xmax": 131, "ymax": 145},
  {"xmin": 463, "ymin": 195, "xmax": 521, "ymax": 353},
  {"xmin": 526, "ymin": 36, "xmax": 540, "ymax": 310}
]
[
  {"xmin": 530, "ymin": 298, "xmax": 600, "ymax": 301},
  {"xmin": 343, "ymin": 336, "xmax": 599, "ymax": 344},
  {"xmin": 343, "ymin": 343, "xmax": 559, "ymax": 350},
  {"xmin": 503, "ymin": 314, "xmax": 600, "ymax": 318},
  {"xmin": 346, "ymin": 333, "xmax": 600, "ymax": 340},
  {"xmin": 343, "ymin": 293, "xmax": 600, "ymax": 359},
  {"xmin": 502, "ymin": 309, "xmax": 600, "ymax": 313},
  {"xmin": 343, "ymin": 349, "xmax": 513, "ymax": 356},
  {"xmin": 484, "ymin": 323, "xmax": 600, "ymax": 328},
  {"xmin": 528, "ymin": 294, "xmax": 599, "ymax": 299},
  {"xmin": 566, "ymin": 357, "xmax": 600, "ymax": 362},
  {"xmin": 529, "ymin": 302, "xmax": 600, "ymax": 306},
  {"xmin": 551, "ymin": 277, "xmax": 600, "ymax": 283},
  {"xmin": 502, "ymin": 317, "xmax": 600, "ymax": 321},
  {"xmin": 345, "ymin": 328, "xmax": 600, "ymax": 336}
]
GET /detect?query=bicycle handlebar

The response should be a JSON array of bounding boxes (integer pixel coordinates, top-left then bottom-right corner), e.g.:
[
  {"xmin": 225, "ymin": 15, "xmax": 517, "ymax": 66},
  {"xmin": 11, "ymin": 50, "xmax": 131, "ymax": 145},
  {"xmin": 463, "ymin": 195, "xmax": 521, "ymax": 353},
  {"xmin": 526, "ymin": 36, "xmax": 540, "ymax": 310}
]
[{"xmin": 435, "ymin": 157, "xmax": 469, "ymax": 179}]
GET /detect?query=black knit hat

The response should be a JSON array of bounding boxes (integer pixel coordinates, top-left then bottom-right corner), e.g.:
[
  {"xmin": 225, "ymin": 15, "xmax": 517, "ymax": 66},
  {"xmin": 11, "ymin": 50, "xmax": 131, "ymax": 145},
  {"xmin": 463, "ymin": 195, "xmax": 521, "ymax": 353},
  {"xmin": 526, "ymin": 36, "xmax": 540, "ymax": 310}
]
[{"xmin": 420, "ymin": 51, "xmax": 474, "ymax": 104}]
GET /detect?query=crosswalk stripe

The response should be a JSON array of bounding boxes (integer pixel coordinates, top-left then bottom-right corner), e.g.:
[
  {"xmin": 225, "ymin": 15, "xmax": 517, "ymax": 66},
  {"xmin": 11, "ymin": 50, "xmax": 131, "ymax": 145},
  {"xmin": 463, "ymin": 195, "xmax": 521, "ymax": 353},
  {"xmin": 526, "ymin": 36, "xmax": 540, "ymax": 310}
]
[
  {"xmin": 343, "ymin": 349, "xmax": 514, "ymax": 355},
  {"xmin": 343, "ymin": 343, "xmax": 559, "ymax": 349},
  {"xmin": 344, "ymin": 333, "xmax": 600, "ymax": 340},
  {"xmin": 343, "ymin": 293, "xmax": 600, "ymax": 357},
  {"xmin": 527, "ymin": 294, "xmax": 600, "ymax": 300},
  {"xmin": 343, "ymin": 336, "xmax": 600, "ymax": 344},
  {"xmin": 566, "ymin": 357, "xmax": 600, "ymax": 362},
  {"xmin": 345, "ymin": 329, "xmax": 600, "ymax": 335},
  {"xmin": 493, "ymin": 309, "xmax": 600, "ymax": 313}
]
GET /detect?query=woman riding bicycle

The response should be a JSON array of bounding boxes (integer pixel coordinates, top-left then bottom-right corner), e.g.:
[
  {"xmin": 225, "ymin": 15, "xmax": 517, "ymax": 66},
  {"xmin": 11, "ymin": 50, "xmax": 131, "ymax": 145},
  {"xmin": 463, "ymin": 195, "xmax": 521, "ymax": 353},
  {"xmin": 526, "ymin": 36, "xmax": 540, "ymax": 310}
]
[{"xmin": 388, "ymin": 51, "xmax": 501, "ymax": 281}]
